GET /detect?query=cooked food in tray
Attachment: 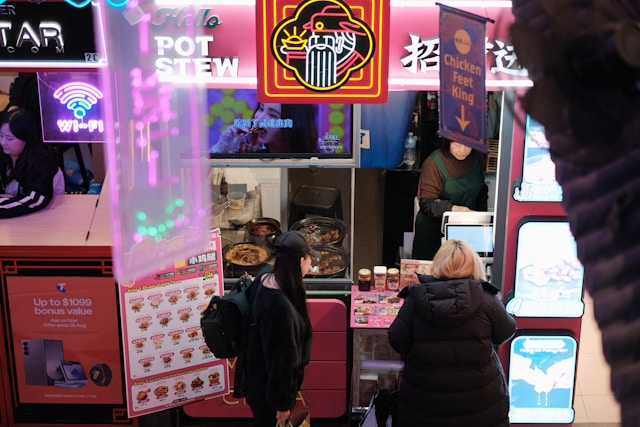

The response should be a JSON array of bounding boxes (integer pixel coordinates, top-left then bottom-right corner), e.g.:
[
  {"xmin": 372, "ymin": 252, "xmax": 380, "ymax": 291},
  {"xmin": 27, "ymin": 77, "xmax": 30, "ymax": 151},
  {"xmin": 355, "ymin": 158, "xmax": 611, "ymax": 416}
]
[{"xmin": 224, "ymin": 243, "xmax": 270, "ymax": 266}]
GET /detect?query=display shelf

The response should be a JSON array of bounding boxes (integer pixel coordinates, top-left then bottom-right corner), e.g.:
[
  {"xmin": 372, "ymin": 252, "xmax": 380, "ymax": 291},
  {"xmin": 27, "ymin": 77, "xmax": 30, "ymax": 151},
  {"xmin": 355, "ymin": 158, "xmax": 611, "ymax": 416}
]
[{"xmin": 351, "ymin": 329, "xmax": 404, "ymax": 410}]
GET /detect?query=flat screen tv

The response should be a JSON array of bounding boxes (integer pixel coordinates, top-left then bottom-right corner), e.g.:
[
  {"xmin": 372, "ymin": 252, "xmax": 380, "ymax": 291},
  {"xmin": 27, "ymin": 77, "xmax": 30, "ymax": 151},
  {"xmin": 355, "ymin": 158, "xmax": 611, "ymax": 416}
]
[
  {"xmin": 37, "ymin": 71, "xmax": 106, "ymax": 144},
  {"xmin": 206, "ymin": 89, "xmax": 358, "ymax": 167}
]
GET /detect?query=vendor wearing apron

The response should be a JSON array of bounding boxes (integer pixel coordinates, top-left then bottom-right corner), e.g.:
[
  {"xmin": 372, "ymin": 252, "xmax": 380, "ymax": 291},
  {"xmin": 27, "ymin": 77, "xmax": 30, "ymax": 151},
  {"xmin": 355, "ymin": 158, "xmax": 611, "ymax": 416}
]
[{"xmin": 412, "ymin": 139, "xmax": 488, "ymax": 260}]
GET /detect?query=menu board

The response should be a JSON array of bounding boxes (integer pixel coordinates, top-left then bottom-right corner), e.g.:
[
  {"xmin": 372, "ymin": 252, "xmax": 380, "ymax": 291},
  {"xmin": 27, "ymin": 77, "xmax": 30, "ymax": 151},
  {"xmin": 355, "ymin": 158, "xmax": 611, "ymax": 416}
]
[
  {"xmin": 508, "ymin": 334, "xmax": 577, "ymax": 424},
  {"xmin": 119, "ymin": 229, "xmax": 228, "ymax": 417},
  {"xmin": 350, "ymin": 286, "xmax": 404, "ymax": 328},
  {"xmin": 505, "ymin": 220, "xmax": 584, "ymax": 318},
  {"xmin": 513, "ymin": 116, "xmax": 563, "ymax": 202}
]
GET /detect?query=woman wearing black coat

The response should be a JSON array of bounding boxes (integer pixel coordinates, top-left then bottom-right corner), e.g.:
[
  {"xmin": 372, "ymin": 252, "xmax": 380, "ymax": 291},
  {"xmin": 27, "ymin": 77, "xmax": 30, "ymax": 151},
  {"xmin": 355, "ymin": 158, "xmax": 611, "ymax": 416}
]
[{"xmin": 388, "ymin": 239, "xmax": 516, "ymax": 427}]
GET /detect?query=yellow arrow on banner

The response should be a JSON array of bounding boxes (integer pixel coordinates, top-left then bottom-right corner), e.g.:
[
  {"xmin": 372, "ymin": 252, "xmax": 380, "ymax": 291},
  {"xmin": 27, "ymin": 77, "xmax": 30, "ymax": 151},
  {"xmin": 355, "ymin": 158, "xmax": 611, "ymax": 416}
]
[{"xmin": 456, "ymin": 105, "xmax": 470, "ymax": 131}]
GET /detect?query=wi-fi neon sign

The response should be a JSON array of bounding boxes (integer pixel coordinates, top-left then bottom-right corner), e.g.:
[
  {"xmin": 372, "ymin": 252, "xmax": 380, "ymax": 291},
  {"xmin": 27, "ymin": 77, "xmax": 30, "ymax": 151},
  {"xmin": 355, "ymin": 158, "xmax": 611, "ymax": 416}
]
[{"xmin": 53, "ymin": 82, "xmax": 103, "ymax": 120}]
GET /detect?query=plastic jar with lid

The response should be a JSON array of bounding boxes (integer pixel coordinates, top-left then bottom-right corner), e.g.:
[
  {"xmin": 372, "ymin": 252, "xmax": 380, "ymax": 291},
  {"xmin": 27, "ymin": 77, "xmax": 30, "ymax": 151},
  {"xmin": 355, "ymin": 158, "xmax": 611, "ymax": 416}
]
[
  {"xmin": 373, "ymin": 266, "xmax": 387, "ymax": 291},
  {"xmin": 357, "ymin": 268, "xmax": 372, "ymax": 291},
  {"xmin": 386, "ymin": 268, "xmax": 400, "ymax": 291}
]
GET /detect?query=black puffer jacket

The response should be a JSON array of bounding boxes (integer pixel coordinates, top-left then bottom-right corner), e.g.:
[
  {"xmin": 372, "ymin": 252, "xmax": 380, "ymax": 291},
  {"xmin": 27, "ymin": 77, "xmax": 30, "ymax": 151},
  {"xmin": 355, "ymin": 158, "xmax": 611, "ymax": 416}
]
[{"xmin": 388, "ymin": 276, "xmax": 516, "ymax": 427}]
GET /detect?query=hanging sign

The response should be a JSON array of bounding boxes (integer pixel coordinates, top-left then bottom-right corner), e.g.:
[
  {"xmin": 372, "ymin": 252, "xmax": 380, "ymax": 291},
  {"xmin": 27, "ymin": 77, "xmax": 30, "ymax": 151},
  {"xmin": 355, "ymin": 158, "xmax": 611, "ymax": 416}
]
[
  {"xmin": 257, "ymin": 0, "xmax": 389, "ymax": 103},
  {"xmin": 438, "ymin": 4, "xmax": 490, "ymax": 152}
]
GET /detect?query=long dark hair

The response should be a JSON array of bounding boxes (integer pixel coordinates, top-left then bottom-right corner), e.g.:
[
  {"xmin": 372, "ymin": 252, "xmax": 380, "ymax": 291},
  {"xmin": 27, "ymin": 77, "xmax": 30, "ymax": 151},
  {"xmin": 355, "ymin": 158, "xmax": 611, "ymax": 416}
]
[
  {"xmin": 0, "ymin": 108, "xmax": 52, "ymax": 184},
  {"xmin": 280, "ymin": 104, "xmax": 319, "ymax": 153},
  {"xmin": 273, "ymin": 251, "xmax": 312, "ymax": 332}
]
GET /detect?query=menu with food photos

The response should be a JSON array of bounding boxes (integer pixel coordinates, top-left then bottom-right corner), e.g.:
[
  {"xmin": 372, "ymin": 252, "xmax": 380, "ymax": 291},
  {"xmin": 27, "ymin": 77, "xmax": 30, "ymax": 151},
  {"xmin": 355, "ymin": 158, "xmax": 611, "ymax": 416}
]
[
  {"xmin": 350, "ymin": 286, "xmax": 404, "ymax": 328},
  {"xmin": 119, "ymin": 229, "xmax": 228, "ymax": 417}
]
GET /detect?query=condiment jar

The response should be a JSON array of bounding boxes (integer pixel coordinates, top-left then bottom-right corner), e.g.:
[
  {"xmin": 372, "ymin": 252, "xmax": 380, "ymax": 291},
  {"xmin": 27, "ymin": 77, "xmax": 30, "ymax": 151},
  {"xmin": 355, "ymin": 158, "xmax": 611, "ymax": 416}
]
[
  {"xmin": 357, "ymin": 268, "xmax": 372, "ymax": 291},
  {"xmin": 373, "ymin": 266, "xmax": 387, "ymax": 291},
  {"xmin": 386, "ymin": 268, "xmax": 400, "ymax": 291}
]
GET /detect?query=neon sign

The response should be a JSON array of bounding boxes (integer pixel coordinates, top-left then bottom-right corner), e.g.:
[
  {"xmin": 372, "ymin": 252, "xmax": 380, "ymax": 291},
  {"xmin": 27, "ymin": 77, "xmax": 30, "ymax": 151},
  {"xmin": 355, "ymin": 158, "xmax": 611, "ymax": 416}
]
[{"xmin": 37, "ymin": 72, "xmax": 107, "ymax": 143}]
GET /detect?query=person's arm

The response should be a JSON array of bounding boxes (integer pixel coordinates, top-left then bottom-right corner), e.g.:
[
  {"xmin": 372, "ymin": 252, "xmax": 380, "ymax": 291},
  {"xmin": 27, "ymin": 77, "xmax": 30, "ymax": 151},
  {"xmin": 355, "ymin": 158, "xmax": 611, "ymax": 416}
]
[
  {"xmin": 487, "ymin": 294, "xmax": 517, "ymax": 345},
  {"xmin": 387, "ymin": 292, "xmax": 415, "ymax": 354},
  {"xmin": 475, "ymin": 182, "xmax": 489, "ymax": 211},
  {"xmin": 0, "ymin": 162, "xmax": 56, "ymax": 218},
  {"xmin": 210, "ymin": 125, "xmax": 243, "ymax": 154}
]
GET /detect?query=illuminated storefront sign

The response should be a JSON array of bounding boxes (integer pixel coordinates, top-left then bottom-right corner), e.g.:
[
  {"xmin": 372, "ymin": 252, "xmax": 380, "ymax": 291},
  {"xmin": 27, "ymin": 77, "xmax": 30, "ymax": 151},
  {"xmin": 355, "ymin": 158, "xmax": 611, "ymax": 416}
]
[
  {"xmin": 0, "ymin": 1, "xmax": 106, "ymax": 69},
  {"xmin": 257, "ymin": 0, "xmax": 389, "ymax": 103},
  {"xmin": 37, "ymin": 72, "xmax": 107, "ymax": 143}
]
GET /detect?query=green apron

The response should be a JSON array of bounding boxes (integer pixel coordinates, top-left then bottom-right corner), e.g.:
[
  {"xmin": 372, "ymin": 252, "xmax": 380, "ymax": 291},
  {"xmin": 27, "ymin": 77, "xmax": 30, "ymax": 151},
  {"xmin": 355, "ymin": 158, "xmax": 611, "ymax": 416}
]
[{"xmin": 412, "ymin": 152, "xmax": 484, "ymax": 260}]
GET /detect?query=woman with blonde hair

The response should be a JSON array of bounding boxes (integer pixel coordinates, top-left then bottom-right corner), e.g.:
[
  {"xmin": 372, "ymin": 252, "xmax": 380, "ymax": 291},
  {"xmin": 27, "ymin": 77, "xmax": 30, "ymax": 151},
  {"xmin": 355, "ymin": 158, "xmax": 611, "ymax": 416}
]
[{"xmin": 388, "ymin": 239, "xmax": 516, "ymax": 427}]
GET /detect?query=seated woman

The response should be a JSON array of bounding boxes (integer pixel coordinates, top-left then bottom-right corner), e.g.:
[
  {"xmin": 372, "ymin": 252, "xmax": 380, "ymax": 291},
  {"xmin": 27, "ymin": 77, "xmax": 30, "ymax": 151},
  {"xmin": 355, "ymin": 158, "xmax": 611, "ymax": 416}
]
[{"xmin": 0, "ymin": 108, "xmax": 63, "ymax": 218}]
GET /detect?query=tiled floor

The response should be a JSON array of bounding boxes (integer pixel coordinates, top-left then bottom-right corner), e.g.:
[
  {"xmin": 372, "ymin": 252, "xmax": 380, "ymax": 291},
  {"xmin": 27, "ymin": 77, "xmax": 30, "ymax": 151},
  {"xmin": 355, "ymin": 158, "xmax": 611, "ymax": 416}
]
[{"xmin": 573, "ymin": 293, "xmax": 621, "ymax": 425}]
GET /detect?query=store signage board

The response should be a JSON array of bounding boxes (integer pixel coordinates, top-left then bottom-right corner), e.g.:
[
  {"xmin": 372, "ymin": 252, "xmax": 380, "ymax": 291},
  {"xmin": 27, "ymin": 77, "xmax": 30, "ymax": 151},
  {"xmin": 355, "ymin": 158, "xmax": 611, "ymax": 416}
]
[
  {"xmin": 142, "ymin": 2, "xmax": 258, "ymax": 88},
  {"xmin": 257, "ymin": 0, "xmax": 390, "ymax": 103},
  {"xmin": 438, "ymin": 4, "xmax": 489, "ymax": 152},
  {"xmin": 0, "ymin": 1, "xmax": 106, "ymax": 69},
  {"xmin": 388, "ymin": 2, "xmax": 529, "ymax": 90},
  {"xmin": 118, "ymin": 229, "xmax": 228, "ymax": 418},
  {"xmin": 508, "ymin": 333, "xmax": 577, "ymax": 424}
]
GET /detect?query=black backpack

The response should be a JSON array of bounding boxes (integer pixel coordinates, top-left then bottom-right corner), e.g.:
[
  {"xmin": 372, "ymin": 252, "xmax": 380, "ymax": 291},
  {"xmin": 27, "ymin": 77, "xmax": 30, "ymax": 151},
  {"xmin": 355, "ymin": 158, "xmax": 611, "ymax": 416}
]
[
  {"xmin": 200, "ymin": 268, "xmax": 270, "ymax": 397},
  {"xmin": 201, "ymin": 273, "xmax": 255, "ymax": 359}
]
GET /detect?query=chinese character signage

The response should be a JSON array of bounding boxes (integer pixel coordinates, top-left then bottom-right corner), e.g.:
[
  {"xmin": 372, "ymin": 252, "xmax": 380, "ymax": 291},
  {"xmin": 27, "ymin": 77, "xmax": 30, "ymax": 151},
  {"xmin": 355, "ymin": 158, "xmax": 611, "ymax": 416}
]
[
  {"xmin": 257, "ymin": 0, "xmax": 389, "ymax": 103},
  {"xmin": 438, "ymin": 4, "xmax": 489, "ymax": 152}
]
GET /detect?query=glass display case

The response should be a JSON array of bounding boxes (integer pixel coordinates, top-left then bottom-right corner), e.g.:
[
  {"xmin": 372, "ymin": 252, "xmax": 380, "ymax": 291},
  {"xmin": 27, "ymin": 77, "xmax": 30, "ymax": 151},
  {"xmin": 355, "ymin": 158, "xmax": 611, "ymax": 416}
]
[{"xmin": 351, "ymin": 328, "xmax": 404, "ymax": 411}]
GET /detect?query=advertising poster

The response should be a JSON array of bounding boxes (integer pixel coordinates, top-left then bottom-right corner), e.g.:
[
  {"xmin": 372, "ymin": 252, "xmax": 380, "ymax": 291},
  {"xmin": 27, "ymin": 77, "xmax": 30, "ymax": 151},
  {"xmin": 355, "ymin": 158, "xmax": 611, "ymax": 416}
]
[
  {"xmin": 513, "ymin": 115, "xmax": 563, "ymax": 202},
  {"xmin": 119, "ymin": 229, "xmax": 228, "ymax": 417},
  {"xmin": 505, "ymin": 220, "xmax": 584, "ymax": 318},
  {"xmin": 7, "ymin": 276, "xmax": 123, "ymax": 405},
  {"xmin": 509, "ymin": 334, "xmax": 577, "ymax": 424},
  {"xmin": 350, "ymin": 286, "xmax": 403, "ymax": 328}
]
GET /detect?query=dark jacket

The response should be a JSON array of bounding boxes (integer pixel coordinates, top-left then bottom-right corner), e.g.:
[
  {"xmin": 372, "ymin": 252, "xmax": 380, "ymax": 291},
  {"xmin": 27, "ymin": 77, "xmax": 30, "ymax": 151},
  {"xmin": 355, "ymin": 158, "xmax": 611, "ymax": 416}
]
[
  {"xmin": 0, "ymin": 155, "xmax": 58, "ymax": 218},
  {"xmin": 245, "ymin": 281, "xmax": 312, "ymax": 412},
  {"xmin": 388, "ymin": 276, "xmax": 516, "ymax": 427}
]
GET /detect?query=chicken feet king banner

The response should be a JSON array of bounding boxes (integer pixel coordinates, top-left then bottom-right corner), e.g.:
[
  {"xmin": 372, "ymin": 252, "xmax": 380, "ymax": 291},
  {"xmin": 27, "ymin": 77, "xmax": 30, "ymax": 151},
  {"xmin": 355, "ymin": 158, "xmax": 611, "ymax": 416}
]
[{"xmin": 257, "ymin": 0, "xmax": 390, "ymax": 103}]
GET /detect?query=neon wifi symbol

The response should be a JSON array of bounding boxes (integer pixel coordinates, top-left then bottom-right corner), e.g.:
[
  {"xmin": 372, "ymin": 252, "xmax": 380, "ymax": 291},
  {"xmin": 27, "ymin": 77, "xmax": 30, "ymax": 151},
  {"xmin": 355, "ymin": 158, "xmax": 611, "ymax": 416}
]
[{"xmin": 53, "ymin": 82, "xmax": 103, "ymax": 120}]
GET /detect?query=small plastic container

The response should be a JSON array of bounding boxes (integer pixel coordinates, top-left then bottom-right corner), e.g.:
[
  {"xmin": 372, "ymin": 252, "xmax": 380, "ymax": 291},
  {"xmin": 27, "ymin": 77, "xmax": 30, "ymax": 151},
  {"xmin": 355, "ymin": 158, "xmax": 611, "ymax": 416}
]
[
  {"xmin": 373, "ymin": 266, "xmax": 387, "ymax": 291},
  {"xmin": 227, "ymin": 192, "xmax": 246, "ymax": 210}
]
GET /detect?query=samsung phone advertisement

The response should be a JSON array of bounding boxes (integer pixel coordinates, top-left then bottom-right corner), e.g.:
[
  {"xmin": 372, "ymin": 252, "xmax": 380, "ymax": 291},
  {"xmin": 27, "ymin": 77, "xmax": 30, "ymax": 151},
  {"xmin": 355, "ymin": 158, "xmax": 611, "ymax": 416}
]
[
  {"xmin": 509, "ymin": 333, "xmax": 578, "ymax": 424},
  {"xmin": 7, "ymin": 276, "xmax": 123, "ymax": 405}
]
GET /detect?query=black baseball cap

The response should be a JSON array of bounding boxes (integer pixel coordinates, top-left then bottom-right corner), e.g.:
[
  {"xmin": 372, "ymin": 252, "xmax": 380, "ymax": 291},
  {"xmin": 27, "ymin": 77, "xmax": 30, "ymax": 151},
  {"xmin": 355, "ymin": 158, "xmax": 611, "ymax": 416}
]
[{"xmin": 274, "ymin": 231, "xmax": 321, "ymax": 259}]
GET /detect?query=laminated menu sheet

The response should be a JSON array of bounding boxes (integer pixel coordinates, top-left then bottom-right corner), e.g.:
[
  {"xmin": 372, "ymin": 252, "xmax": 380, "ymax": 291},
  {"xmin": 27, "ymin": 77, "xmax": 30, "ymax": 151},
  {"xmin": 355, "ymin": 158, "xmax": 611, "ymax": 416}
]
[{"xmin": 350, "ymin": 286, "xmax": 404, "ymax": 328}]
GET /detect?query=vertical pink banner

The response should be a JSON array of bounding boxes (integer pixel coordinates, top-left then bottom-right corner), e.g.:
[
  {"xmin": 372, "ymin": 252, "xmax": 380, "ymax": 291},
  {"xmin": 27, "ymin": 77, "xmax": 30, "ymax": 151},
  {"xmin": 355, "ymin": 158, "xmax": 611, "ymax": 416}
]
[
  {"xmin": 119, "ymin": 229, "xmax": 228, "ymax": 418},
  {"xmin": 96, "ymin": 1, "xmax": 211, "ymax": 283}
]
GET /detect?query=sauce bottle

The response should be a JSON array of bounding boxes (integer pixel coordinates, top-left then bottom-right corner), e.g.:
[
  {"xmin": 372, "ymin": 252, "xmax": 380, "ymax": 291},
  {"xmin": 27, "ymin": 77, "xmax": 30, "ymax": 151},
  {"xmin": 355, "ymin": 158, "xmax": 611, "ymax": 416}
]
[
  {"xmin": 357, "ymin": 269, "xmax": 372, "ymax": 291},
  {"xmin": 386, "ymin": 268, "xmax": 400, "ymax": 291}
]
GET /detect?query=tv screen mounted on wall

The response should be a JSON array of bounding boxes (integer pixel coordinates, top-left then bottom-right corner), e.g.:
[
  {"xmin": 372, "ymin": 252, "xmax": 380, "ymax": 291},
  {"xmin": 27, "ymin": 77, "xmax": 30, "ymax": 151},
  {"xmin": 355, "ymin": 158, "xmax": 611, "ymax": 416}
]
[{"xmin": 206, "ymin": 89, "xmax": 358, "ymax": 167}]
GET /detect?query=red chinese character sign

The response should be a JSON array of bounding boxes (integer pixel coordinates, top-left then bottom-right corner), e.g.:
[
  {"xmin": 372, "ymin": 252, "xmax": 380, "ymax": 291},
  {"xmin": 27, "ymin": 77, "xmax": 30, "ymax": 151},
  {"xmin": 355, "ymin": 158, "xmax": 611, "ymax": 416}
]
[
  {"xmin": 257, "ymin": 0, "xmax": 389, "ymax": 103},
  {"xmin": 438, "ymin": 4, "xmax": 490, "ymax": 152}
]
